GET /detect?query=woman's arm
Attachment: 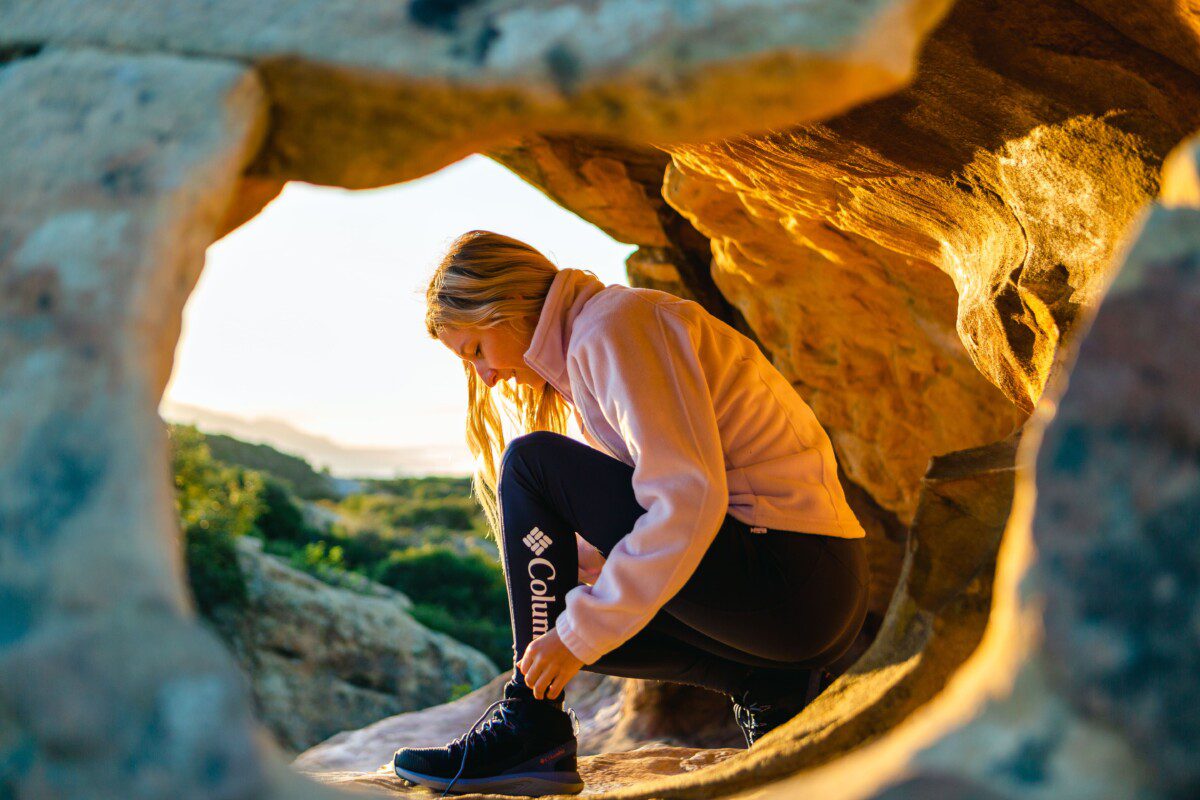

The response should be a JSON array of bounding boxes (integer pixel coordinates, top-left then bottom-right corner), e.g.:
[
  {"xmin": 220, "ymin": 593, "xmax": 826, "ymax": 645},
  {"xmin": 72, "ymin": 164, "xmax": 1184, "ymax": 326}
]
[{"xmin": 554, "ymin": 299, "xmax": 728, "ymax": 665}]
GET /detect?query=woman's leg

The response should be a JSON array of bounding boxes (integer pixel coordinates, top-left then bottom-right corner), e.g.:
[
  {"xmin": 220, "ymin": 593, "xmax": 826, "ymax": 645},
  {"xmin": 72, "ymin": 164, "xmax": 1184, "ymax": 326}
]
[
  {"xmin": 495, "ymin": 430, "xmax": 868, "ymax": 697},
  {"xmin": 496, "ymin": 431, "xmax": 747, "ymax": 695}
]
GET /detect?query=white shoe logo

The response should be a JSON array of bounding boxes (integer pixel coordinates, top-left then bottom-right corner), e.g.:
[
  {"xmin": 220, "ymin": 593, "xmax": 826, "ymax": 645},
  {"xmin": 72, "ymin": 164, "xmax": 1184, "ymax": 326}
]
[{"xmin": 523, "ymin": 526, "xmax": 553, "ymax": 555}]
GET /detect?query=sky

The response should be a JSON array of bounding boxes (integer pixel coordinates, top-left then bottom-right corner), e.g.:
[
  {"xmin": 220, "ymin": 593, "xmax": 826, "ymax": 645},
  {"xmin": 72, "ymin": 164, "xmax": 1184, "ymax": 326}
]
[{"xmin": 159, "ymin": 154, "xmax": 634, "ymax": 477}]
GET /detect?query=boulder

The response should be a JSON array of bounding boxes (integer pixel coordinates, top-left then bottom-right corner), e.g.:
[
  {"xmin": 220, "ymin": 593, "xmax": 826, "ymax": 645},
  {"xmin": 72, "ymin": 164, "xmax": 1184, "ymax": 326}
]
[{"xmin": 206, "ymin": 537, "xmax": 497, "ymax": 754}]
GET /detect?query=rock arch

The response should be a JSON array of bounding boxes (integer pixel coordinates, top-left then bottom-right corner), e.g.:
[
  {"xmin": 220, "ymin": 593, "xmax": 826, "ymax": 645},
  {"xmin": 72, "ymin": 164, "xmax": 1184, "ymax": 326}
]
[{"xmin": 2, "ymin": 1, "xmax": 1198, "ymax": 798}]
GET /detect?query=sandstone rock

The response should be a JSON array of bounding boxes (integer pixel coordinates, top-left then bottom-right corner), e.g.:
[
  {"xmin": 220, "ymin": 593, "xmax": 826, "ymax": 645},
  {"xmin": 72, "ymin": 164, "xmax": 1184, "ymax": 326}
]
[
  {"xmin": 4, "ymin": 3, "xmax": 1200, "ymax": 799},
  {"xmin": 0, "ymin": 46, "xmax": 274, "ymax": 800},
  {"xmin": 295, "ymin": 668, "xmax": 742, "ymax": 776},
  {"xmin": 1073, "ymin": 0, "xmax": 1200, "ymax": 76},
  {"xmin": 701, "ymin": 129, "xmax": 1200, "ymax": 800},
  {"xmin": 663, "ymin": 0, "xmax": 1200, "ymax": 522},
  {"xmin": 2, "ymin": 0, "xmax": 955, "ymax": 189},
  {"xmin": 308, "ymin": 744, "xmax": 741, "ymax": 798},
  {"xmin": 208, "ymin": 537, "xmax": 497, "ymax": 754}
]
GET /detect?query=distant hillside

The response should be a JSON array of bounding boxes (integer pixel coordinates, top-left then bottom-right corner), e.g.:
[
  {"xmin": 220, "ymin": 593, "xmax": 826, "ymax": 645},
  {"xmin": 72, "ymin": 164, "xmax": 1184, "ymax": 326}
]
[
  {"xmin": 158, "ymin": 400, "xmax": 474, "ymax": 478},
  {"xmin": 202, "ymin": 431, "xmax": 339, "ymax": 501},
  {"xmin": 166, "ymin": 420, "xmax": 509, "ymax": 667}
]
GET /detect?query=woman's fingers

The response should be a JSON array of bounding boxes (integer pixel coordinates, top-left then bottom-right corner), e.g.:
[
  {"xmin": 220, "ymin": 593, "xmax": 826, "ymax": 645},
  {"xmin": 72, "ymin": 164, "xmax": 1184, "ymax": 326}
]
[
  {"xmin": 533, "ymin": 663, "xmax": 558, "ymax": 699},
  {"xmin": 524, "ymin": 657, "xmax": 547, "ymax": 699},
  {"xmin": 537, "ymin": 666, "xmax": 559, "ymax": 700}
]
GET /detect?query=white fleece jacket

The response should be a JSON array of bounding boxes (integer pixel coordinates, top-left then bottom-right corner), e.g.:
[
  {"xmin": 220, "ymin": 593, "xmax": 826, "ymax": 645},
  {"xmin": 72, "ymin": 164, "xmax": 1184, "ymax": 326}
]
[{"xmin": 521, "ymin": 268, "xmax": 866, "ymax": 665}]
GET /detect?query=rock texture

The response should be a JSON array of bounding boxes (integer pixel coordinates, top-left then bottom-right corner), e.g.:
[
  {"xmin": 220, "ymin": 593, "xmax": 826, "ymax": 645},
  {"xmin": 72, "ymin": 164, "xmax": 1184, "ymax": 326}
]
[
  {"xmin": 662, "ymin": 0, "xmax": 1200, "ymax": 523},
  {"xmin": 208, "ymin": 537, "xmax": 496, "ymax": 754},
  {"xmin": 294, "ymin": 670, "xmax": 741, "ymax": 779},
  {"xmin": 1026, "ymin": 134, "xmax": 1200, "ymax": 795},
  {"xmin": 0, "ymin": 47, "xmax": 273, "ymax": 800},
  {"xmin": 726, "ymin": 127, "xmax": 1200, "ymax": 800},
  {"xmin": 3, "ymin": 2, "xmax": 1200, "ymax": 800},
  {"xmin": 2, "ymin": 0, "xmax": 955, "ymax": 188}
]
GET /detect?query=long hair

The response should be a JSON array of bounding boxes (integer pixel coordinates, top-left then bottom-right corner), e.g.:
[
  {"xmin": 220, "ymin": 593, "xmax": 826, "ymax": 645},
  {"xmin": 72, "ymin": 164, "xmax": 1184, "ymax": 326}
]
[{"xmin": 424, "ymin": 230, "xmax": 574, "ymax": 541}]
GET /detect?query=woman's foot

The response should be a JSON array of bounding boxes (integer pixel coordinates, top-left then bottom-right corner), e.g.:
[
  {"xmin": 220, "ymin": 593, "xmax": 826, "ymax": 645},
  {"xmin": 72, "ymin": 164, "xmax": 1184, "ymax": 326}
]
[
  {"xmin": 729, "ymin": 667, "xmax": 833, "ymax": 748},
  {"xmin": 393, "ymin": 680, "xmax": 584, "ymax": 797}
]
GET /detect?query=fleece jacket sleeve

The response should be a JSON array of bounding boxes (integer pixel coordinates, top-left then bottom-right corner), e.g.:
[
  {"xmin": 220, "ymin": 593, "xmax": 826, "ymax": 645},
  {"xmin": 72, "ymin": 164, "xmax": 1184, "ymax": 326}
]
[{"xmin": 553, "ymin": 300, "xmax": 729, "ymax": 665}]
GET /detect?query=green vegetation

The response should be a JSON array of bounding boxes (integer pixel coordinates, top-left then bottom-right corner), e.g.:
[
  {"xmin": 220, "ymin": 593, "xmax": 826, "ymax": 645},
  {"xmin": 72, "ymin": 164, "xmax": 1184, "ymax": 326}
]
[
  {"xmin": 376, "ymin": 544, "xmax": 512, "ymax": 664},
  {"xmin": 204, "ymin": 431, "xmax": 339, "ymax": 500},
  {"xmin": 166, "ymin": 421, "xmax": 512, "ymax": 666},
  {"xmin": 448, "ymin": 682, "xmax": 475, "ymax": 702},
  {"xmin": 168, "ymin": 424, "xmax": 265, "ymax": 615}
]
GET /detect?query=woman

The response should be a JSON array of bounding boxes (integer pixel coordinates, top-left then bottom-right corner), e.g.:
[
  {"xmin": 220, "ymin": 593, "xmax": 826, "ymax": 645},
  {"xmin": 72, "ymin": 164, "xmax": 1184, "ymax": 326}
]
[{"xmin": 393, "ymin": 230, "xmax": 869, "ymax": 797}]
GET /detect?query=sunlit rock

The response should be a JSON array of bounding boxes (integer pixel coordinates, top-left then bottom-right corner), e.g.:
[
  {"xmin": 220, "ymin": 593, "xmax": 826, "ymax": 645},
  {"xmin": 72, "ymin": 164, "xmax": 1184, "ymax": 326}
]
[
  {"xmin": 1, "ymin": 0, "xmax": 956, "ymax": 188},
  {"xmin": 662, "ymin": 0, "xmax": 1200, "ymax": 522}
]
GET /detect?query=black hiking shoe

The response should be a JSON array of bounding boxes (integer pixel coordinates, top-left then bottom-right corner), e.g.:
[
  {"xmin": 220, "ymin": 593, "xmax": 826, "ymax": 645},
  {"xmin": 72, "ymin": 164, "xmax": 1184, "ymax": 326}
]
[
  {"xmin": 729, "ymin": 667, "xmax": 834, "ymax": 748},
  {"xmin": 393, "ymin": 680, "xmax": 584, "ymax": 797}
]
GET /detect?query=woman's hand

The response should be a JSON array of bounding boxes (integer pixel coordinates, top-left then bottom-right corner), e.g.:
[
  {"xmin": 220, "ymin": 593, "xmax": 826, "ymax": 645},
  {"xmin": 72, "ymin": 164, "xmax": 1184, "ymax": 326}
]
[{"xmin": 517, "ymin": 628, "xmax": 584, "ymax": 701}]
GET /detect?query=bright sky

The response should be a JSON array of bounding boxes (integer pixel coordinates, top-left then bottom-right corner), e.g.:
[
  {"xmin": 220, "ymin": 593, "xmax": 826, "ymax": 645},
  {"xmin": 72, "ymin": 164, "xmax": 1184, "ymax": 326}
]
[{"xmin": 160, "ymin": 154, "xmax": 634, "ymax": 476}]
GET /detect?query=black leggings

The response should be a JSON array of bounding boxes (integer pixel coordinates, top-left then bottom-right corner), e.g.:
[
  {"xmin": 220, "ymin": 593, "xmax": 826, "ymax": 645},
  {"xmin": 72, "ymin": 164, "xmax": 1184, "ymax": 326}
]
[{"xmin": 497, "ymin": 430, "xmax": 870, "ymax": 697}]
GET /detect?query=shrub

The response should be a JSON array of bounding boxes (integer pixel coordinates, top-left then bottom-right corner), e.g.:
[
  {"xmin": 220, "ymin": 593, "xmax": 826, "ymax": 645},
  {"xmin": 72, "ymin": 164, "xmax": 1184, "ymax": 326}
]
[
  {"xmin": 409, "ymin": 603, "xmax": 512, "ymax": 668},
  {"xmin": 253, "ymin": 476, "xmax": 326, "ymax": 547},
  {"xmin": 167, "ymin": 423, "xmax": 265, "ymax": 614},
  {"xmin": 374, "ymin": 544, "xmax": 507, "ymax": 621},
  {"xmin": 184, "ymin": 523, "xmax": 248, "ymax": 615}
]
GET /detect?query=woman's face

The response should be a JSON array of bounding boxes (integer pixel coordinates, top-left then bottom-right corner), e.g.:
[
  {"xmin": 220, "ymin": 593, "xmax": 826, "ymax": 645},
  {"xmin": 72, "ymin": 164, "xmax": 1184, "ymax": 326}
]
[{"xmin": 437, "ymin": 317, "xmax": 547, "ymax": 390}]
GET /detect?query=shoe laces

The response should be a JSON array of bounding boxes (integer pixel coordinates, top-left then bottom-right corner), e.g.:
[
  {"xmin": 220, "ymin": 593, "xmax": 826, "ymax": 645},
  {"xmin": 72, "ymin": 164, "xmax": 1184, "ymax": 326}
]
[
  {"xmin": 730, "ymin": 696, "xmax": 773, "ymax": 748},
  {"xmin": 441, "ymin": 698, "xmax": 519, "ymax": 798},
  {"xmin": 731, "ymin": 686, "xmax": 777, "ymax": 718},
  {"xmin": 439, "ymin": 698, "xmax": 580, "ymax": 798},
  {"xmin": 730, "ymin": 668, "xmax": 831, "ymax": 747},
  {"xmin": 567, "ymin": 705, "xmax": 581, "ymax": 737}
]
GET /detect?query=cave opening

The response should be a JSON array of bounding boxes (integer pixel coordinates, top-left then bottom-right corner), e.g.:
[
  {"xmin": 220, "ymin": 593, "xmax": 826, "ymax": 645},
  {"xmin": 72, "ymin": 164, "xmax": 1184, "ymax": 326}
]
[
  {"xmin": 7, "ymin": 2, "xmax": 1198, "ymax": 796},
  {"xmin": 167, "ymin": 138, "xmax": 913, "ymax": 790}
]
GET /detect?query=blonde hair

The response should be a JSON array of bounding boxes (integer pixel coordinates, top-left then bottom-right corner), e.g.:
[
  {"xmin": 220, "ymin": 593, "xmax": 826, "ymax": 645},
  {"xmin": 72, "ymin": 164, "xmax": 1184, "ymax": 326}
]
[{"xmin": 424, "ymin": 230, "xmax": 575, "ymax": 541}]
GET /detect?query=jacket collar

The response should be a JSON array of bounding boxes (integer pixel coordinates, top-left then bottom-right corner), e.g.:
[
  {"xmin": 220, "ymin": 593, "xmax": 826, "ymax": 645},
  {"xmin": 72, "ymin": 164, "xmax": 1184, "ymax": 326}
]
[{"xmin": 523, "ymin": 267, "xmax": 608, "ymax": 401}]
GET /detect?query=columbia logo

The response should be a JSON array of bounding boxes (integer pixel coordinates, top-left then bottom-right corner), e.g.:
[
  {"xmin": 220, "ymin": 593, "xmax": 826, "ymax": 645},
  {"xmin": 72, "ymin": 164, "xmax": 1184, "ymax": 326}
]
[
  {"xmin": 750, "ymin": 526, "xmax": 768, "ymax": 534},
  {"xmin": 523, "ymin": 526, "xmax": 553, "ymax": 555},
  {"xmin": 539, "ymin": 746, "xmax": 567, "ymax": 765}
]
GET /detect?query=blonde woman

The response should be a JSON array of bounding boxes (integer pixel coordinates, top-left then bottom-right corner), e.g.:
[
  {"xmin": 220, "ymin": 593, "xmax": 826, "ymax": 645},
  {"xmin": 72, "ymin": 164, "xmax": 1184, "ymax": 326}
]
[{"xmin": 393, "ymin": 230, "xmax": 869, "ymax": 796}]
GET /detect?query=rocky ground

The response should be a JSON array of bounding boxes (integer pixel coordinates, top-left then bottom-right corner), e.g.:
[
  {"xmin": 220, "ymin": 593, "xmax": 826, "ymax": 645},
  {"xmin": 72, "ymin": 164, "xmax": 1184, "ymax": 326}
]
[{"xmin": 294, "ymin": 671, "xmax": 744, "ymax": 795}]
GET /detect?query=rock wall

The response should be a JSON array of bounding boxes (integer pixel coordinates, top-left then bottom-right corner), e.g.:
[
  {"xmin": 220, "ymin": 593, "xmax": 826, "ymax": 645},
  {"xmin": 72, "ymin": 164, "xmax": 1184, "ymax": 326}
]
[
  {"xmin": 2, "ymin": 2, "xmax": 1199, "ymax": 799},
  {"xmin": 663, "ymin": 0, "xmax": 1200, "ymax": 522}
]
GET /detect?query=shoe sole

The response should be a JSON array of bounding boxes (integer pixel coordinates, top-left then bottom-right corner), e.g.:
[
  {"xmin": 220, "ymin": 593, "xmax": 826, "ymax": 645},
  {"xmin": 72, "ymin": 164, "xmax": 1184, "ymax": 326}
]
[{"xmin": 394, "ymin": 761, "xmax": 584, "ymax": 796}]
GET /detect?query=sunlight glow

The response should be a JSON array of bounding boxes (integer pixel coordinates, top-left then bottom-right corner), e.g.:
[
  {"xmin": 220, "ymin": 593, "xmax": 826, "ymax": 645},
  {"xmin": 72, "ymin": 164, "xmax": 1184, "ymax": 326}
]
[{"xmin": 160, "ymin": 154, "xmax": 635, "ymax": 477}]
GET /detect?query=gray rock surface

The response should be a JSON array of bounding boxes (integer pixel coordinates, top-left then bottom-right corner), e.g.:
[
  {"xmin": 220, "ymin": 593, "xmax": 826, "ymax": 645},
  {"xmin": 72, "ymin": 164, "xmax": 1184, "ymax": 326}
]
[
  {"xmin": 1, "ymin": 0, "xmax": 955, "ymax": 188},
  {"xmin": 0, "ymin": 46, "xmax": 274, "ymax": 800},
  {"xmin": 208, "ymin": 537, "xmax": 497, "ymax": 754}
]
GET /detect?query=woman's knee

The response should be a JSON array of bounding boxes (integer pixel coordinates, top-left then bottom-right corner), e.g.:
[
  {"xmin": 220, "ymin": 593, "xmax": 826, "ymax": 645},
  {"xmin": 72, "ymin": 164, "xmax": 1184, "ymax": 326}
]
[{"xmin": 499, "ymin": 430, "xmax": 574, "ymax": 482}]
